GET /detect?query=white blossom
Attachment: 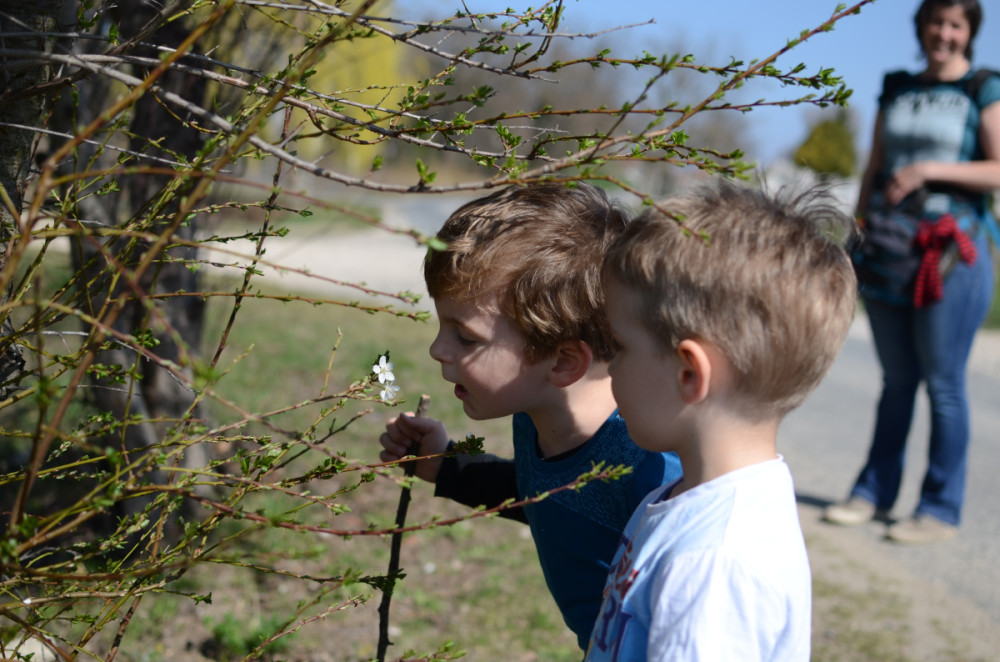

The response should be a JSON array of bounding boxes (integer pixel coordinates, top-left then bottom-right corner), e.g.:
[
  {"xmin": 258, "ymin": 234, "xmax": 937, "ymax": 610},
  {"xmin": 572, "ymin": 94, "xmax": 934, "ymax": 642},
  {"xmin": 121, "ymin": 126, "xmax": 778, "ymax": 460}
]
[
  {"xmin": 372, "ymin": 355, "xmax": 395, "ymax": 384},
  {"xmin": 380, "ymin": 383, "xmax": 400, "ymax": 401}
]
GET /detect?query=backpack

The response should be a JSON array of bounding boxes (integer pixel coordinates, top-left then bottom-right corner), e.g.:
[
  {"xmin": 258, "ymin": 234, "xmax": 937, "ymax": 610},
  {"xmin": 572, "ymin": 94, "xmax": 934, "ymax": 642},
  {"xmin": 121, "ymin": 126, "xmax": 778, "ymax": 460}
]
[{"xmin": 853, "ymin": 68, "xmax": 1000, "ymax": 302}]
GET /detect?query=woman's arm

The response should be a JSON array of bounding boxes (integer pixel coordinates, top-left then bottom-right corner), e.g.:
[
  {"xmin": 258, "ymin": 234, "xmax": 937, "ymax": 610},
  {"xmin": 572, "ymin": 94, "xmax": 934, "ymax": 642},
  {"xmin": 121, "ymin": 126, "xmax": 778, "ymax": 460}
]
[{"xmin": 884, "ymin": 101, "xmax": 1000, "ymax": 206}]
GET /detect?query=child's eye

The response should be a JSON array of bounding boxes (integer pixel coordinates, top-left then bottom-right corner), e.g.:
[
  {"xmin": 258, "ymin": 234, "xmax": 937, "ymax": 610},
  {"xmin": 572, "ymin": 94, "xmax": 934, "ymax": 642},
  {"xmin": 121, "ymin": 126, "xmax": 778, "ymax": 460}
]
[{"xmin": 457, "ymin": 333, "xmax": 478, "ymax": 347}]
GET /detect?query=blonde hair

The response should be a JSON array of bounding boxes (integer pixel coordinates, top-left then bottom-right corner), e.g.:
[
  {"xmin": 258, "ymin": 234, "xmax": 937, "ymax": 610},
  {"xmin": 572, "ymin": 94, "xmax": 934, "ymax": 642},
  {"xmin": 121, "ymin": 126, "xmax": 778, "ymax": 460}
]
[
  {"xmin": 425, "ymin": 183, "xmax": 629, "ymax": 362},
  {"xmin": 605, "ymin": 180, "xmax": 858, "ymax": 419}
]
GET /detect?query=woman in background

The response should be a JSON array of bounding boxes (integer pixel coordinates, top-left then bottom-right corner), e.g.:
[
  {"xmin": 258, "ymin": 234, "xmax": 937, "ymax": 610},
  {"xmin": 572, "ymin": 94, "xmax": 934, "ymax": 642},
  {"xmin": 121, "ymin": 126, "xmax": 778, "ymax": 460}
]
[{"xmin": 824, "ymin": 0, "xmax": 1000, "ymax": 543}]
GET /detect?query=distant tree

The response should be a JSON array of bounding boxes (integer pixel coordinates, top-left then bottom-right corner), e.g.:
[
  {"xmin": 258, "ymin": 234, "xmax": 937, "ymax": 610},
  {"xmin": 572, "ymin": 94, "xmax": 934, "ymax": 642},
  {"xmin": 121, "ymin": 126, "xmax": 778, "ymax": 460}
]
[{"xmin": 794, "ymin": 108, "xmax": 857, "ymax": 179}]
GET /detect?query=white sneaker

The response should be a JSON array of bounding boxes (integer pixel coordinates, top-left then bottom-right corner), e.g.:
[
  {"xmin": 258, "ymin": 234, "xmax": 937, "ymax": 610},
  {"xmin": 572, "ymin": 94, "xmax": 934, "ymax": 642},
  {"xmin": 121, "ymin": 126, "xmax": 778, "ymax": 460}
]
[
  {"xmin": 887, "ymin": 515, "xmax": 958, "ymax": 544},
  {"xmin": 823, "ymin": 497, "xmax": 881, "ymax": 526}
]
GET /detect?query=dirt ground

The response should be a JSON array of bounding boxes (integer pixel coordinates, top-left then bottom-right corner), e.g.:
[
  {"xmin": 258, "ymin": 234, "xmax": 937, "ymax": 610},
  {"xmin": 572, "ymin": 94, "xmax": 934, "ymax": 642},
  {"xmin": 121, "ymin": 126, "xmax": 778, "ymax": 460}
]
[{"xmin": 800, "ymin": 501, "xmax": 1000, "ymax": 662}]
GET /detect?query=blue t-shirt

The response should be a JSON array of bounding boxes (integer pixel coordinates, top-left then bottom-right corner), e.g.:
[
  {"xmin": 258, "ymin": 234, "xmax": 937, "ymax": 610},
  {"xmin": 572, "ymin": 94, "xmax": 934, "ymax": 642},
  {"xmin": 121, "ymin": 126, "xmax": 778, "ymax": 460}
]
[
  {"xmin": 877, "ymin": 69, "xmax": 1000, "ymax": 220},
  {"xmin": 513, "ymin": 412, "xmax": 683, "ymax": 649}
]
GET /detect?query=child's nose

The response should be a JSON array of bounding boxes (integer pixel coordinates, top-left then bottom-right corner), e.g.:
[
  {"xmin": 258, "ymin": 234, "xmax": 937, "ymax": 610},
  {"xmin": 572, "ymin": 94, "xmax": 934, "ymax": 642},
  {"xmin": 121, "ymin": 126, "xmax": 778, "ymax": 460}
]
[{"xmin": 429, "ymin": 334, "xmax": 449, "ymax": 364}]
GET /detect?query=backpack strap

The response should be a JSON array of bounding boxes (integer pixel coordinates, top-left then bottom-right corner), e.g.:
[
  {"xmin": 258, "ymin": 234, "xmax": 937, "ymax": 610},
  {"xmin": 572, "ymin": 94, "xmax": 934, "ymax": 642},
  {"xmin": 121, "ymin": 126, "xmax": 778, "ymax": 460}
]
[{"xmin": 880, "ymin": 70, "xmax": 910, "ymax": 104}]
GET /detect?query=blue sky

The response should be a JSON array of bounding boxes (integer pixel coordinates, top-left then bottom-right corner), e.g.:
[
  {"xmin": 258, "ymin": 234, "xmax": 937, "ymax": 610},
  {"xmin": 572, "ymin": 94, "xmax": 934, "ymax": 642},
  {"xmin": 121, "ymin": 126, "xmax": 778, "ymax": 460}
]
[{"xmin": 417, "ymin": 0, "xmax": 1000, "ymax": 165}]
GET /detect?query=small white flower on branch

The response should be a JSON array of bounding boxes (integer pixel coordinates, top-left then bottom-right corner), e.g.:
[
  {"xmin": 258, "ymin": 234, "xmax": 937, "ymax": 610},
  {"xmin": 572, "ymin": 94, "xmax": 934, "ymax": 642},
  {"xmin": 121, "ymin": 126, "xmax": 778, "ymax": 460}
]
[
  {"xmin": 380, "ymin": 383, "xmax": 400, "ymax": 402},
  {"xmin": 373, "ymin": 355, "xmax": 395, "ymax": 384}
]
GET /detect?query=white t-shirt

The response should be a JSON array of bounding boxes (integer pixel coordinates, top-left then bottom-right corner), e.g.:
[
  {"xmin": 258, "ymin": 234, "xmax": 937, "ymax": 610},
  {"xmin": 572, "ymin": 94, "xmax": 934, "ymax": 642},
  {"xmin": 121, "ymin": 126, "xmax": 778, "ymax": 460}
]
[{"xmin": 585, "ymin": 458, "xmax": 811, "ymax": 662}]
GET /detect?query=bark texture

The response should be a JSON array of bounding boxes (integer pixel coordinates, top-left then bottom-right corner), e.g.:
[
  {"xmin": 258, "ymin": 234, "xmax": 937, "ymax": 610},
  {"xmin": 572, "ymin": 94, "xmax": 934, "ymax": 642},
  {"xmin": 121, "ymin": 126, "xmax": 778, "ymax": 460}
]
[{"xmin": 0, "ymin": 0, "xmax": 65, "ymax": 398}]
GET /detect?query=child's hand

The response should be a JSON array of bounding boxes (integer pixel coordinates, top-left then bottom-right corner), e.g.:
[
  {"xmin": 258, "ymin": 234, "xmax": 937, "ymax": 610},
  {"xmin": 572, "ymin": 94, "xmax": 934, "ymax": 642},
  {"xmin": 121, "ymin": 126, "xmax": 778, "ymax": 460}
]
[{"xmin": 380, "ymin": 413, "xmax": 448, "ymax": 483}]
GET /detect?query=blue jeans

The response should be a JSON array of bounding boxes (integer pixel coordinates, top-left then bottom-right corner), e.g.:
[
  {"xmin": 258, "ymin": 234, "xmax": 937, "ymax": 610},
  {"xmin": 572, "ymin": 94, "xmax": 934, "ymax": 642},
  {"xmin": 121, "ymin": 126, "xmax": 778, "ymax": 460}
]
[{"xmin": 851, "ymin": 233, "xmax": 994, "ymax": 525}]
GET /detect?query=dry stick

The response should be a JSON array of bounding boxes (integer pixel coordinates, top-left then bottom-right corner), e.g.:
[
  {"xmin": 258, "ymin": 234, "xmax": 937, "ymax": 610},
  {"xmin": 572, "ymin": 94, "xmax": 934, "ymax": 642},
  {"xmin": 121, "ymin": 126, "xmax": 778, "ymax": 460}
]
[{"xmin": 377, "ymin": 394, "xmax": 431, "ymax": 662}]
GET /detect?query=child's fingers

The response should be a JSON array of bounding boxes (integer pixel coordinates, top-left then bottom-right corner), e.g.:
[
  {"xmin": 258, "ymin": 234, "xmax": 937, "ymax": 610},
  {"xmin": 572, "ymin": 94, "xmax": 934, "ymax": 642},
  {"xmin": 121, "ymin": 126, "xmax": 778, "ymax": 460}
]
[
  {"xmin": 395, "ymin": 412, "xmax": 432, "ymax": 432},
  {"xmin": 401, "ymin": 416, "xmax": 451, "ymax": 454},
  {"xmin": 379, "ymin": 447, "xmax": 404, "ymax": 463},
  {"xmin": 384, "ymin": 415, "xmax": 417, "ymax": 440},
  {"xmin": 379, "ymin": 426, "xmax": 415, "ymax": 460},
  {"xmin": 381, "ymin": 413, "xmax": 448, "ymax": 482},
  {"xmin": 385, "ymin": 412, "xmax": 417, "ymax": 429},
  {"xmin": 383, "ymin": 413, "xmax": 425, "ymax": 450},
  {"xmin": 395, "ymin": 412, "xmax": 447, "ymax": 438}
]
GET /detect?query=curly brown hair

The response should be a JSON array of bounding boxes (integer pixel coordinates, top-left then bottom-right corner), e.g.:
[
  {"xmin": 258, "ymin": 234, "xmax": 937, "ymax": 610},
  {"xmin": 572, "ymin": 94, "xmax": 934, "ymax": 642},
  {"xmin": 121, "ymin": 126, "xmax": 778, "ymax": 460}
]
[{"xmin": 425, "ymin": 183, "xmax": 629, "ymax": 363}]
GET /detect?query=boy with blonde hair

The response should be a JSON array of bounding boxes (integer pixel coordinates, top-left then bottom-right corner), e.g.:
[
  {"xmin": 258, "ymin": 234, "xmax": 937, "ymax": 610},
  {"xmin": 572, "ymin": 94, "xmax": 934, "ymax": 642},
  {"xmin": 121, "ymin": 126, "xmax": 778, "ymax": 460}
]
[
  {"xmin": 379, "ymin": 183, "xmax": 682, "ymax": 649},
  {"xmin": 585, "ymin": 180, "xmax": 857, "ymax": 661}
]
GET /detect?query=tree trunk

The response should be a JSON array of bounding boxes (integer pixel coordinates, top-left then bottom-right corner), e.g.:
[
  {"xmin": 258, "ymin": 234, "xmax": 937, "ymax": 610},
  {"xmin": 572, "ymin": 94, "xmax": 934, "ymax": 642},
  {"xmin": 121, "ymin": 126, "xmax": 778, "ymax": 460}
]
[
  {"xmin": 0, "ymin": 0, "xmax": 65, "ymax": 398},
  {"xmin": 66, "ymin": 3, "xmax": 212, "ymax": 518}
]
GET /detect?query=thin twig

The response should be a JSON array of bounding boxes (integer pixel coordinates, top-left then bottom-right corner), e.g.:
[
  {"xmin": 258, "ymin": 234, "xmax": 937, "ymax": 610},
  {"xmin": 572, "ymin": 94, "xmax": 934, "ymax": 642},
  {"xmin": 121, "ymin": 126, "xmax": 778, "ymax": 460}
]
[{"xmin": 377, "ymin": 394, "xmax": 430, "ymax": 662}]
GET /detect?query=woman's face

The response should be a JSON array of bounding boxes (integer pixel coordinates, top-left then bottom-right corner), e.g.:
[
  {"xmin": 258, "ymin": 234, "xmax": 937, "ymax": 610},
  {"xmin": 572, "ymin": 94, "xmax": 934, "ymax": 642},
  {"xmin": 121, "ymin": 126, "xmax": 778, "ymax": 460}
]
[{"xmin": 920, "ymin": 3, "xmax": 972, "ymax": 67}]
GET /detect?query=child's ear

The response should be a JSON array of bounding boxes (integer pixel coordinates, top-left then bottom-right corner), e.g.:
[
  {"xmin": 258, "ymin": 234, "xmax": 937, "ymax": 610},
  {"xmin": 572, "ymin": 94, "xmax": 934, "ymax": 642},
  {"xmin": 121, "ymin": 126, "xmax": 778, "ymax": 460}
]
[
  {"xmin": 548, "ymin": 340, "xmax": 594, "ymax": 388},
  {"xmin": 675, "ymin": 339, "xmax": 712, "ymax": 404}
]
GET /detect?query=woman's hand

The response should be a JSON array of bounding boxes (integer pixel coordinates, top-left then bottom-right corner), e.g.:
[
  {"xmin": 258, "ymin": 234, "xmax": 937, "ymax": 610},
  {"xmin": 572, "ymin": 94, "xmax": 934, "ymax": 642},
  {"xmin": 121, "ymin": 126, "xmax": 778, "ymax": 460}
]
[{"xmin": 885, "ymin": 162, "xmax": 929, "ymax": 206}]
